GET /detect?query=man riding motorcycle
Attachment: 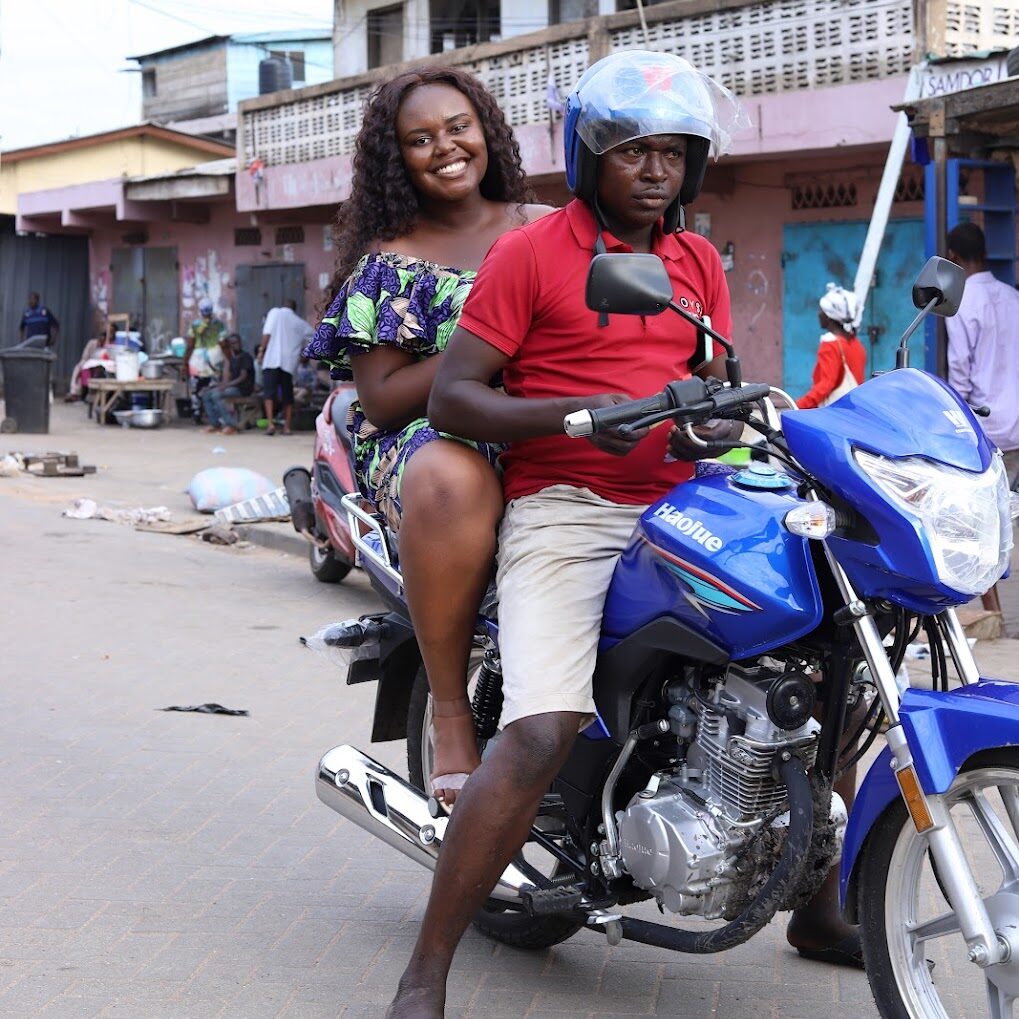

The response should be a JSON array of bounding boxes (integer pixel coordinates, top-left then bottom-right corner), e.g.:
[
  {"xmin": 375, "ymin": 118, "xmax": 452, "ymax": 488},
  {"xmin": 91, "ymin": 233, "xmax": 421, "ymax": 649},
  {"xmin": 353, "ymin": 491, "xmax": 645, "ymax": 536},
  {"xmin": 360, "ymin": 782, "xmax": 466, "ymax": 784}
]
[{"xmin": 386, "ymin": 52, "xmax": 857, "ymax": 1017}]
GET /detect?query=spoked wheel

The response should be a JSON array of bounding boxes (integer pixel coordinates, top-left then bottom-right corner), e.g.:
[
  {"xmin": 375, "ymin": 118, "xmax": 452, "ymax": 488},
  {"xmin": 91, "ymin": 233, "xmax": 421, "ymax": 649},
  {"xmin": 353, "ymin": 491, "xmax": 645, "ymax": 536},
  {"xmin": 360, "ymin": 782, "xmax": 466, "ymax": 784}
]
[
  {"xmin": 859, "ymin": 751, "xmax": 1019, "ymax": 1018},
  {"xmin": 405, "ymin": 660, "xmax": 585, "ymax": 950}
]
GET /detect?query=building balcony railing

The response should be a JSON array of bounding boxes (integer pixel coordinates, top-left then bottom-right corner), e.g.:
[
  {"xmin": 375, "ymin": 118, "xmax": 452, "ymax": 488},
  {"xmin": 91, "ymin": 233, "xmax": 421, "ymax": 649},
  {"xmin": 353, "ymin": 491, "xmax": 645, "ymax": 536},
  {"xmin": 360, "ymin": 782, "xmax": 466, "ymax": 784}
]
[
  {"xmin": 239, "ymin": 0, "xmax": 925, "ymax": 171},
  {"xmin": 237, "ymin": 0, "xmax": 1018, "ymax": 196}
]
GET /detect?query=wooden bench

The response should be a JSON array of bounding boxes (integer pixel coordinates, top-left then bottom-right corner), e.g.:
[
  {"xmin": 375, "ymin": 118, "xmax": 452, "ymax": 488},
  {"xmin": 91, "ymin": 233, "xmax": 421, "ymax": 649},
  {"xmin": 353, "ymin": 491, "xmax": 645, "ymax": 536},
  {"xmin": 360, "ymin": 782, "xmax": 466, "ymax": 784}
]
[{"xmin": 223, "ymin": 394, "xmax": 262, "ymax": 430}]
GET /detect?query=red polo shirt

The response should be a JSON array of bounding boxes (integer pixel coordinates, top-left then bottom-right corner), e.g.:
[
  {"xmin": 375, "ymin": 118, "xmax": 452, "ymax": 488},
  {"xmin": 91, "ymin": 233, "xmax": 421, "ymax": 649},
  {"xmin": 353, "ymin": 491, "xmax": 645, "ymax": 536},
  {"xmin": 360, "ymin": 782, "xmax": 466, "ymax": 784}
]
[{"xmin": 457, "ymin": 199, "xmax": 732, "ymax": 505}]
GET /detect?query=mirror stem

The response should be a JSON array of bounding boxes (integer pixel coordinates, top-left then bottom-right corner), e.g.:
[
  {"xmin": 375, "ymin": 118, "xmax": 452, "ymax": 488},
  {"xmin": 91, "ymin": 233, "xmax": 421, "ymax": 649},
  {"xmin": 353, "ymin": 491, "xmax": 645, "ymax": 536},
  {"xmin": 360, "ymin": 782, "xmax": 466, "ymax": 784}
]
[{"xmin": 896, "ymin": 296, "xmax": 938, "ymax": 369}]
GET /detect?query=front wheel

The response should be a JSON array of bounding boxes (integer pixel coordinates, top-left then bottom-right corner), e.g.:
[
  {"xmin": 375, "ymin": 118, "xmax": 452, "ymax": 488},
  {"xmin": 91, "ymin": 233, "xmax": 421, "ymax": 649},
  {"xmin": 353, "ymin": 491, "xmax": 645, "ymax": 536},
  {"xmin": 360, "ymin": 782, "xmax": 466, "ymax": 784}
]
[
  {"xmin": 858, "ymin": 750, "xmax": 1019, "ymax": 1018},
  {"xmin": 405, "ymin": 664, "xmax": 584, "ymax": 950}
]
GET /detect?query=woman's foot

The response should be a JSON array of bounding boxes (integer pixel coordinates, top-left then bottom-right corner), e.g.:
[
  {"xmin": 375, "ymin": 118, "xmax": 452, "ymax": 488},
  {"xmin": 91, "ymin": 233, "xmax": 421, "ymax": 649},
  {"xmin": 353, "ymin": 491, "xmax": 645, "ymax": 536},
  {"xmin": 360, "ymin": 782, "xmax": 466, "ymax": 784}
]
[
  {"xmin": 203, "ymin": 425, "xmax": 220, "ymax": 433},
  {"xmin": 429, "ymin": 697, "xmax": 481, "ymax": 811},
  {"xmin": 221, "ymin": 425, "xmax": 237, "ymax": 435},
  {"xmin": 265, "ymin": 425, "xmax": 276, "ymax": 435}
]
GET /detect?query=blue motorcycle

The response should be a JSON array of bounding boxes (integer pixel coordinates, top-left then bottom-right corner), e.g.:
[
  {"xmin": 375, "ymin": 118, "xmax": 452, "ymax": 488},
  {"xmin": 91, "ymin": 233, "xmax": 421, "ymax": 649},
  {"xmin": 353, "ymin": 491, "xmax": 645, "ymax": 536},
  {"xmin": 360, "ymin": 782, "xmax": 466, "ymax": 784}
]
[{"xmin": 311, "ymin": 253, "xmax": 1018, "ymax": 1018}]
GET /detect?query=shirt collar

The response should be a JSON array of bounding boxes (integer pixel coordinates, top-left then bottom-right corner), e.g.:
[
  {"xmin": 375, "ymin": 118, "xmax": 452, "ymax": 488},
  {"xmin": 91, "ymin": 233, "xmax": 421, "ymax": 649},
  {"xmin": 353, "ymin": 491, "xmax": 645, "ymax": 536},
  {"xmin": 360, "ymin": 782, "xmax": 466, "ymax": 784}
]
[{"xmin": 564, "ymin": 199, "xmax": 684, "ymax": 262}]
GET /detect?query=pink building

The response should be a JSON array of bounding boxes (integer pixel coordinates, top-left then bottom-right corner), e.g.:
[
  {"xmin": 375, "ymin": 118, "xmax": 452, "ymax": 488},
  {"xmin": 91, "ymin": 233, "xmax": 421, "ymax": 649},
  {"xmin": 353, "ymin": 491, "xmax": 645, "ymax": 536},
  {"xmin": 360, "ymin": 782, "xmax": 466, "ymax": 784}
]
[{"xmin": 15, "ymin": 0, "xmax": 1019, "ymax": 394}]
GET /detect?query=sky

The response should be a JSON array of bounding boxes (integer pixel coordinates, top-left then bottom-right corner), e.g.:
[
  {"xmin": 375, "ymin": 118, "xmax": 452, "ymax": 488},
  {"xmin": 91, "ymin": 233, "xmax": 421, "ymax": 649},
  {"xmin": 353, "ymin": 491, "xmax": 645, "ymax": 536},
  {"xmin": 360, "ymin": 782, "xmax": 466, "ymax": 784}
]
[{"xmin": 0, "ymin": 0, "xmax": 334, "ymax": 151}]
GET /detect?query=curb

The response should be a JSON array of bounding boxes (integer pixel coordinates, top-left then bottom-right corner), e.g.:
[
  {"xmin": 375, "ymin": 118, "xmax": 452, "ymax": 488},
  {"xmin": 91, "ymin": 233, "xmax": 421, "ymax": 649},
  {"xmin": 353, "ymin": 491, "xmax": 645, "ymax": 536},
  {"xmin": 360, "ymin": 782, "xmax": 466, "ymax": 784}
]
[{"xmin": 235, "ymin": 521, "xmax": 308, "ymax": 558}]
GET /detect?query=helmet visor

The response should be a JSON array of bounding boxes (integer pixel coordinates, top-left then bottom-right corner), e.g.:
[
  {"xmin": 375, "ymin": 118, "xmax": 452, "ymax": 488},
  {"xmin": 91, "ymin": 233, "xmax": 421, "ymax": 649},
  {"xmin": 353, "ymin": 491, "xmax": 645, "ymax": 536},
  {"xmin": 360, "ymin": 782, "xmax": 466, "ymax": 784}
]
[{"xmin": 574, "ymin": 52, "xmax": 748, "ymax": 159}]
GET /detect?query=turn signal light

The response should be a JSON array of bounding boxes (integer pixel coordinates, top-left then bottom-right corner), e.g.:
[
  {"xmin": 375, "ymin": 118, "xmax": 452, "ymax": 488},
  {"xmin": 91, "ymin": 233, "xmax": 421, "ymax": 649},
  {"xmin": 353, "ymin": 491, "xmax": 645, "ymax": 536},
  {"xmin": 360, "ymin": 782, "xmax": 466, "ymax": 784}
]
[{"xmin": 784, "ymin": 502, "xmax": 836, "ymax": 539}]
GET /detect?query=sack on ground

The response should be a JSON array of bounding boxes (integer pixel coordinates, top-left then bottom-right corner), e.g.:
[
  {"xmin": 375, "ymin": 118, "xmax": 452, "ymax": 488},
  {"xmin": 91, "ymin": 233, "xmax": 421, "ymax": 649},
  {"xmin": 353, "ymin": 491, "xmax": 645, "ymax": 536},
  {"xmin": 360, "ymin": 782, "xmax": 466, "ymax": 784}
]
[{"xmin": 187, "ymin": 467, "xmax": 276, "ymax": 513}]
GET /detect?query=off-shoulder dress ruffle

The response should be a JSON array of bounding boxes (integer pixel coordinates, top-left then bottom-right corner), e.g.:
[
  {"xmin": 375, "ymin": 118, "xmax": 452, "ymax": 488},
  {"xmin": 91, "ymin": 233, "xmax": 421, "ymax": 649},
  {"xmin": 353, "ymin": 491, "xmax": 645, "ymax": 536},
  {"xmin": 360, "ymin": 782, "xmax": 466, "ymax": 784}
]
[{"xmin": 304, "ymin": 252, "xmax": 503, "ymax": 529}]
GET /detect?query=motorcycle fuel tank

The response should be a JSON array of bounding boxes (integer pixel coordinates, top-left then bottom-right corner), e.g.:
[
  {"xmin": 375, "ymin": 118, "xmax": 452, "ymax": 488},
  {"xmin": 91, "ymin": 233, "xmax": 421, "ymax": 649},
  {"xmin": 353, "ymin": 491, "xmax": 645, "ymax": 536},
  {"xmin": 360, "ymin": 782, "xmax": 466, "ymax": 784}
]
[{"xmin": 601, "ymin": 471, "xmax": 823, "ymax": 660}]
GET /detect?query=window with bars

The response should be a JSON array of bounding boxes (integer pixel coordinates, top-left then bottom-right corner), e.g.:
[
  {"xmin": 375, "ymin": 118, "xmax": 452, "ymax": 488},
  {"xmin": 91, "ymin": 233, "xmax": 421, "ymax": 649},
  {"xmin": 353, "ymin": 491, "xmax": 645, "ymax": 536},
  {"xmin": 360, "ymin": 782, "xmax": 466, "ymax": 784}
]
[
  {"xmin": 234, "ymin": 228, "xmax": 263, "ymax": 246},
  {"xmin": 275, "ymin": 226, "xmax": 305, "ymax": 245},
  {"xmin": 791, "ymin": 182, "xmax": 858, "ymax": 210}
]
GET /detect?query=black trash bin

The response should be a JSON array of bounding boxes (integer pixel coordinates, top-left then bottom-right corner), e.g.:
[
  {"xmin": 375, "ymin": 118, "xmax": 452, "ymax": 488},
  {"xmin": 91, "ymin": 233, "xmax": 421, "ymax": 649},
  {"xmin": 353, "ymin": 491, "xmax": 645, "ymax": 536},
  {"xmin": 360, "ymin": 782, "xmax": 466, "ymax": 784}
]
[{"xmin": 0, "ymin": 346, "xmax": 57, "ymax": 433}]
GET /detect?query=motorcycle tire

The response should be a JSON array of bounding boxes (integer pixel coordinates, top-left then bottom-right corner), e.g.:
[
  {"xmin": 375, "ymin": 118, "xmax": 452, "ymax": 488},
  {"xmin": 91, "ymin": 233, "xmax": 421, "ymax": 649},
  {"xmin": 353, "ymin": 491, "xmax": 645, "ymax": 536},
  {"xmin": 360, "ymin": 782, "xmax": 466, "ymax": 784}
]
[
  {"xmin": 405, "ymin": 665, "xmax": 584, "ymax": 951},
  {"xmin": 309, "ymin": 539, "xmax": 352, "ymax": 583},
  {"xmin": 857, "ymin": 749, "xmax": 1019, "ymax": 1019}
]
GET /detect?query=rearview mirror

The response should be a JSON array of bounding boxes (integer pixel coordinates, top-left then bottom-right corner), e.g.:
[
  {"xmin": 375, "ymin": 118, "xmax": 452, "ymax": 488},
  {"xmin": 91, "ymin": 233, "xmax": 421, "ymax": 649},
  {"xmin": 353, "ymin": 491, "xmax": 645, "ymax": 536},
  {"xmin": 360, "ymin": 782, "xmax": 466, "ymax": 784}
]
[
  {"xmin": 585, "ymin": 253, "xmax": 672, "ymax": 316},
  {"xmin": 911, "ymin": 256, "xmax": 966, "ymax": 317}
]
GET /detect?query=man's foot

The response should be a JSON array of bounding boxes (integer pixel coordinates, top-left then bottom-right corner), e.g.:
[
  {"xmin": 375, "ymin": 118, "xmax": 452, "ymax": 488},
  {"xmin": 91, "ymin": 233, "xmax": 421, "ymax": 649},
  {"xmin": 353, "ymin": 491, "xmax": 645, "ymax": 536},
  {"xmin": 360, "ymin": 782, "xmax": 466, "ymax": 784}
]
[
  {"xmin": 203, "ymin": 425, "xmax": 220, "ymax": 433},
  {"xmin": 265, "ymin": 425, "xmax": 276, "ymax": 435},
  {"xmin": 221, "ymin": 426, "xmax": 237, "ymax": 435},
  {"xmin": 63, "ymin": 394, "xmax": 79, "ymax": 403},
  {"xmin": 787, "ymin": 913, "xmax": 864, "ymax": 969},
  {"xmin": 282, "ymin": 428, "xmax": 293, "ymax": 436},
  {"xmin": 386, "ymin": 975, "xmax": 445, "ymax": 1018},
  {"xmin": 429, "ymin": 697, "xmax": 481, "ymax": 811}
]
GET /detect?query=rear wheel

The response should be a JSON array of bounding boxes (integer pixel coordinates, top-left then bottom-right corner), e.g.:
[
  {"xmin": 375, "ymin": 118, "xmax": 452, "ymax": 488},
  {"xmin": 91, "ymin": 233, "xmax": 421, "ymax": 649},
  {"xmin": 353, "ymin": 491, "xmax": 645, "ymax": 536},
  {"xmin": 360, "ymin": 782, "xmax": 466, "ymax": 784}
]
[
  {"xmin": 405, "ymin": 664, "xmax": 584, "ymax": 950},
  {"xmin": 858, "ymin": 750, "xmax": 1019, "ymax": 1018},
  {"xmin": 309, "ymin": 538, "xmax": 352, "ymax": 583}
]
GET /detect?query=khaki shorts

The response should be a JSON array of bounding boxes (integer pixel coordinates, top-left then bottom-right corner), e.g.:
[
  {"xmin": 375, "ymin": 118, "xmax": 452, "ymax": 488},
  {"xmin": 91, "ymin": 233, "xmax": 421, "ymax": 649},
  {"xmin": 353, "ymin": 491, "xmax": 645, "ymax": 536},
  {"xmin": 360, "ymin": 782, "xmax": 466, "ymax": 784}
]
[{"xmin": 496, "ymin": 485, "xmax": 647, "ymax": 728}]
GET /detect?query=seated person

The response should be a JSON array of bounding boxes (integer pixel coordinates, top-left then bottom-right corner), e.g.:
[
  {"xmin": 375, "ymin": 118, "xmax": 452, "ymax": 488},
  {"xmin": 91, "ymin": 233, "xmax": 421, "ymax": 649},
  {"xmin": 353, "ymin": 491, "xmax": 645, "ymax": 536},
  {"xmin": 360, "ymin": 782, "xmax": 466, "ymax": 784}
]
[{"xmin": 201, "ymin": 334, "xmax": 255, "ymax": 434}]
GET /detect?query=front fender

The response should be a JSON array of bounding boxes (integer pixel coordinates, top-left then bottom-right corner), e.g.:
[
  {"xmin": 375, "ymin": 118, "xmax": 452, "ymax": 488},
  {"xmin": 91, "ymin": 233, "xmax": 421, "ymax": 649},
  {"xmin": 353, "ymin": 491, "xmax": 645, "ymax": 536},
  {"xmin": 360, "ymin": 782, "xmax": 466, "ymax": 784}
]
[{"xmin": 840, "ymin": 680, "xmax": 1019, "ymax": 915}]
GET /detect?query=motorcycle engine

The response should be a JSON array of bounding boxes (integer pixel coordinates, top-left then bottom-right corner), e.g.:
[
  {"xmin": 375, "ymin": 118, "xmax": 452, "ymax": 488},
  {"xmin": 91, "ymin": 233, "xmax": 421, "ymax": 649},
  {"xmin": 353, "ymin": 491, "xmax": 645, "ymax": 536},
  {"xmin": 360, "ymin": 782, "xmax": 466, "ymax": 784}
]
[{"xmin": 617, "ymin": 663, "xmax": 840, "ymax": 921}]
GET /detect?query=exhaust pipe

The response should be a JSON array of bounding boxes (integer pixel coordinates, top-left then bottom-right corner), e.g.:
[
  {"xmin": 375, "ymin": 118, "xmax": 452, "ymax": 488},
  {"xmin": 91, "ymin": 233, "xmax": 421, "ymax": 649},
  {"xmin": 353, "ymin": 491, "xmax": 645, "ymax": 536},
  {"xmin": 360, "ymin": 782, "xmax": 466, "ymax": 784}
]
[
  {"xmin": 283, "ymin": 465, "xmax": 316, "ymax": 537},
  {"xmin": 316, "ymin": 744, "xmax": 535, "ymax": 904}
]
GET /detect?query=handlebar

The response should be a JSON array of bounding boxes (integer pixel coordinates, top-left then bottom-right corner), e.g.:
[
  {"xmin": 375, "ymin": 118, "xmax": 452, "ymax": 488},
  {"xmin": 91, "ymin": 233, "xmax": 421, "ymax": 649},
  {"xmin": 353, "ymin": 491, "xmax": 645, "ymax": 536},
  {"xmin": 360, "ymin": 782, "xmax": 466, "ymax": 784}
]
[{"xmin": 563, "ymin": 380, "xmax": 772, "ymax": 437}]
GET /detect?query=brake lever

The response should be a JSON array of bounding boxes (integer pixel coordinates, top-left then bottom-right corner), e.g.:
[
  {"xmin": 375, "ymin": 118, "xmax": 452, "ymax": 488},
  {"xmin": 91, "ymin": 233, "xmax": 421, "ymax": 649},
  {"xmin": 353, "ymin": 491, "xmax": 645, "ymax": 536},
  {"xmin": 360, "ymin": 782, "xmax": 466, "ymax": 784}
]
[{"xmin": 618, "ymin": 400, "xmax": 718, "ymax": 438}]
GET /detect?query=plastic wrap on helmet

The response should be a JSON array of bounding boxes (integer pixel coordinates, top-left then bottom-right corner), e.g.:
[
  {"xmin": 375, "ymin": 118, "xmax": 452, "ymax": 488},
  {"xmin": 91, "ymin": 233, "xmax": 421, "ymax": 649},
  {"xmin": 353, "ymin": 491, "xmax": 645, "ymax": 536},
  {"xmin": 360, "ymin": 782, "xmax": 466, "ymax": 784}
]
[{"xmin": 573, "ymin": 51, "xmax": 747, "ymax": 159}]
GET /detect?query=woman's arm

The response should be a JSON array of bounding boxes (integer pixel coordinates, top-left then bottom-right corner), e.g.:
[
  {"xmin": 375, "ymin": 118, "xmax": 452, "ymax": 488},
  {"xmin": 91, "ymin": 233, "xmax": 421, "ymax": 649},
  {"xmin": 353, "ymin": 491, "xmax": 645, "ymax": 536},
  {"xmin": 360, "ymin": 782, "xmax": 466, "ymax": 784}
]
[
  {"xmin": 352, "ymin": 345, "xmax": 442, "ymax": 431},
  {"xmin": 796, "ymin": 341, "xmax": 840, "ymax": 409}
]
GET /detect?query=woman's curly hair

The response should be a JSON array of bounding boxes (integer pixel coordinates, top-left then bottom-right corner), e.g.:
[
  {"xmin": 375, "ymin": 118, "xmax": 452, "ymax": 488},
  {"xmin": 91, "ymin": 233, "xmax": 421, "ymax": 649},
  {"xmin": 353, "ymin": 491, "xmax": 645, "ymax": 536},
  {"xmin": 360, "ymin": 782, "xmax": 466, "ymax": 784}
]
[{"xmin": 322, "ymin": 65, "xmax": 533, "ymax": 310}]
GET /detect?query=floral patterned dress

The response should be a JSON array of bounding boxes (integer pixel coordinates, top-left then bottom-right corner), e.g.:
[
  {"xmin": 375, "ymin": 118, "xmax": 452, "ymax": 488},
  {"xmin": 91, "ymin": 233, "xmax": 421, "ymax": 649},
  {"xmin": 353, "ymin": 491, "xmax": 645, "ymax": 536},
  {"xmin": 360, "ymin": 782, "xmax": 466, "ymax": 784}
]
[{"xmin": 303, "ymin": 251, "xmax": 504, "ymax": 529}]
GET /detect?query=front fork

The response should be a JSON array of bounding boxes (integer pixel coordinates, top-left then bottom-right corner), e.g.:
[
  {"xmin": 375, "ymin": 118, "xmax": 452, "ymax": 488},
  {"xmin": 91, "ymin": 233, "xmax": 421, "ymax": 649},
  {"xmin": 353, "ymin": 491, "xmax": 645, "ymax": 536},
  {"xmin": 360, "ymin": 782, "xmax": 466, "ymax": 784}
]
[{"xmin": 822, "ymin": 542, "xmax": 1008, "ymax": 968}]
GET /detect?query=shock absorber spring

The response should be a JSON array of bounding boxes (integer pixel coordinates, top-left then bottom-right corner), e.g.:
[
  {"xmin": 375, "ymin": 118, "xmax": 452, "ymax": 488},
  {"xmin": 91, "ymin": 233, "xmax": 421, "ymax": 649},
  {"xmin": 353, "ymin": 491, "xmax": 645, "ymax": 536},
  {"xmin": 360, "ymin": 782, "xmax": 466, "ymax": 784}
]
[{"xmin": 472, "ymin": 649, "xmax": 503, "ymax": 741}]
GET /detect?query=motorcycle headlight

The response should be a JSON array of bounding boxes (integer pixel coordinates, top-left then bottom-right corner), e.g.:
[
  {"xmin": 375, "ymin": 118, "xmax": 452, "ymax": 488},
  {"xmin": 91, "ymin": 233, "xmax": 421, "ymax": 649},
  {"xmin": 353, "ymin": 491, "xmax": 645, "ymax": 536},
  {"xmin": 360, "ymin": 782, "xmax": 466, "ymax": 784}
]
[{"xmin": 854, "ymin": 449, "xmax": 1013, "ymax": 596}]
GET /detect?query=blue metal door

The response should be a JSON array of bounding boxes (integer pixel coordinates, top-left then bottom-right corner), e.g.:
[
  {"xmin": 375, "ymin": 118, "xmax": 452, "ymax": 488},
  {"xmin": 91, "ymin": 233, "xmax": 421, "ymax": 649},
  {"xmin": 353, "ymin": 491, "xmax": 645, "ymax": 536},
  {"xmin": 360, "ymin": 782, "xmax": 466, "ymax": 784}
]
[{"xmin": 781, "ymin": 219, "xmax": 924, "ymax": 399}]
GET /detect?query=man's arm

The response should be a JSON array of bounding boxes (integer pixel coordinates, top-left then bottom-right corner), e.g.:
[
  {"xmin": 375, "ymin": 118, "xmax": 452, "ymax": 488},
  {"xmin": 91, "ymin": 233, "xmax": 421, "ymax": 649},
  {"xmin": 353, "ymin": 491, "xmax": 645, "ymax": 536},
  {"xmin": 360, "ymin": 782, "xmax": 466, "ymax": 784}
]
[
  {"xmin": 429, "ymin": 328, "xmax": 644, "ymax": 456},
  {"xmin": 257, "ymin": 333, "xmax": 270, "ymax": 363}
]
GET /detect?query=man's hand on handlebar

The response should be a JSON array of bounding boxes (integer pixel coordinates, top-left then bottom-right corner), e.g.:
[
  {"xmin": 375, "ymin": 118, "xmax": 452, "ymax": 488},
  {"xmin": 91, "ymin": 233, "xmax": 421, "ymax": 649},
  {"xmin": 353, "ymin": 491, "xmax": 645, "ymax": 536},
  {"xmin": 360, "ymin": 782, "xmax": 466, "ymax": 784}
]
[
  {"xmin": 668, "ymin": 418, "xmax": 743, "ymax": 461},
  {"xmin": 583, "ymin": 394, "xmax": 650, "ymax": 456}
]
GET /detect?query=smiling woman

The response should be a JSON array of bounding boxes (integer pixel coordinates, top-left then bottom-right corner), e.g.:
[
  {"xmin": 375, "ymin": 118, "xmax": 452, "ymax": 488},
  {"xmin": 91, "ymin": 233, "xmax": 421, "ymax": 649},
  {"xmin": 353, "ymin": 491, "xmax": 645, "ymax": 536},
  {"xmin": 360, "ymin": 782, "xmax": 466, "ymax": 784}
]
[{"xmin": 303, "ymin": 66, "xmax": 553, "ymax": 812}]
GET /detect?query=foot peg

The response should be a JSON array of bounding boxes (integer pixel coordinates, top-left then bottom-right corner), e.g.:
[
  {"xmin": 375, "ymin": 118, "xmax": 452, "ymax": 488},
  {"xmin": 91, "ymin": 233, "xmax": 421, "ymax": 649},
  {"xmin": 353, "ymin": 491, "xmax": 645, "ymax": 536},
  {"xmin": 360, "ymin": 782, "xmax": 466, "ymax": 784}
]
[{"xmin": 521, "ymin": 885, "xmax": 584, "ymax": 916}]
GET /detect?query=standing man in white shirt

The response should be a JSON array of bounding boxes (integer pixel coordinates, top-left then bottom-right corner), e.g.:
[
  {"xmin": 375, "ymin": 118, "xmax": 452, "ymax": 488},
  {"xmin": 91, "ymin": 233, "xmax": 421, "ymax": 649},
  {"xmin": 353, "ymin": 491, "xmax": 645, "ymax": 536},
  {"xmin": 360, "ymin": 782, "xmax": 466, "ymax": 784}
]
[
  {"xmin": 946, "ymin": 223, "xmax": 1019, "ymax": 489},
  {"xmin": 257, "ymin": 299, "xmax": 314, "ymax": 435}
]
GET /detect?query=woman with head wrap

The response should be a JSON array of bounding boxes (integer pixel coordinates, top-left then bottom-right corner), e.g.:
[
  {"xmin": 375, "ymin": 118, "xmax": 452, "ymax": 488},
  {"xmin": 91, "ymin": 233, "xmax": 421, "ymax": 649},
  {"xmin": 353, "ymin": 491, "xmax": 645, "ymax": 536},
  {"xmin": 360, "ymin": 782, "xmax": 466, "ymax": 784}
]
[{"xmin": 796, "ymin": 282, "xmax": 867, "ymax": 409}]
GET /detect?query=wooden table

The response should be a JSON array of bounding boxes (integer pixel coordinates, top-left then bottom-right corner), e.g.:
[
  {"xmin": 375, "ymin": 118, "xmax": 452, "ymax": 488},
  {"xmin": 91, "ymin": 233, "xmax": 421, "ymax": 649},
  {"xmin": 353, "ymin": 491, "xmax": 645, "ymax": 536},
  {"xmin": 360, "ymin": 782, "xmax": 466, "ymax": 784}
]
[{"xmin": 88, "ymin": 378, "xmax": 175, "ymax": 424}]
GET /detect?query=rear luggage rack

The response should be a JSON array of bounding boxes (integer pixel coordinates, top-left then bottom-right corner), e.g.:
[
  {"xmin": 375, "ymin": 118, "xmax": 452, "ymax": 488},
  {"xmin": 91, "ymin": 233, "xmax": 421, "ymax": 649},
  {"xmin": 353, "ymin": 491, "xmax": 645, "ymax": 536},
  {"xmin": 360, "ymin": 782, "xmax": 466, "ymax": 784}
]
[{"xmin": 341, "ymin": 492, "xmax": 404, "ymax": 589}]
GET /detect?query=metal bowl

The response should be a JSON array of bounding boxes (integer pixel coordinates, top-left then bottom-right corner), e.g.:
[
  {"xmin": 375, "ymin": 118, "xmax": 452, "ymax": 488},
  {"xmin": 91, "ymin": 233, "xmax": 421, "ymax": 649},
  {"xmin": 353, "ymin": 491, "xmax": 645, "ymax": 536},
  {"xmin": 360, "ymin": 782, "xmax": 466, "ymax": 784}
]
[
  {"xmin": 113, "ymin": 409, "xmax": 134, "ymax": 428},
  {"xmin": 140, "ymin": 361, "xmax": 163, "ymax": 380},
  {"xmin": 128, "ymin": 408, "xmax": 164, "ymax": 428}
]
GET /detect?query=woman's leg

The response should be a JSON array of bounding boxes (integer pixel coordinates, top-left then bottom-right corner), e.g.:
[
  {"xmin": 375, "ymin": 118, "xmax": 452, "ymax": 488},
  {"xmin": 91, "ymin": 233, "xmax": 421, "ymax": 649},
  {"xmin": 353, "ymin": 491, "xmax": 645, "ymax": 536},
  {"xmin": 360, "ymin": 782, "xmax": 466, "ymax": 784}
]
[{"xmin": 397, "ymin": 440, "xmax": 504, "ymax": 807}]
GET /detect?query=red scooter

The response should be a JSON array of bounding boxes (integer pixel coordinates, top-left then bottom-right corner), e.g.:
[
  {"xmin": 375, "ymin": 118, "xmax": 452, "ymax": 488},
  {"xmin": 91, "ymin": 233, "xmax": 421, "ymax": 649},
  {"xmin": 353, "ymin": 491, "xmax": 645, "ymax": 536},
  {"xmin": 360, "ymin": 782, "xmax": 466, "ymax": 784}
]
[{"xmin": 283, "ymin": 385, "xmax": 358, "ymax": 583}]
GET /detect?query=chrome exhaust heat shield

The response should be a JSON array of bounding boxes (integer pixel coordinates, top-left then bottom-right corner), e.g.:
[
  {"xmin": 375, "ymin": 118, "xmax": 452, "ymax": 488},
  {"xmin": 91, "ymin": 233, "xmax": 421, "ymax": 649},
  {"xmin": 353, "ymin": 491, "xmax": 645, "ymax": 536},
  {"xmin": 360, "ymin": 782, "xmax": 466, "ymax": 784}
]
[{"xmin": 316, "ymin": 744, "xmax": 534, "ymax": 903}]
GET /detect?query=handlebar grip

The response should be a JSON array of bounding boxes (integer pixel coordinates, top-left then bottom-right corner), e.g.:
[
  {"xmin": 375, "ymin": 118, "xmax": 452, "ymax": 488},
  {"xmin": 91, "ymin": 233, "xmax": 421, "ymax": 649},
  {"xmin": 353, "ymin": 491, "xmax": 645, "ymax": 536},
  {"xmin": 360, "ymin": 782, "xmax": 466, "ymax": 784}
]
[
  {"xmin": 709, "ymin": 383, "xmax": 772, "ymax": 414},
  {"xmin": 564, "ymin": 393, "xmax": 668, "ymax": 437},
  {"xmin": 589, "ymin": 394, "xmax": 670, "ymax": 433}
]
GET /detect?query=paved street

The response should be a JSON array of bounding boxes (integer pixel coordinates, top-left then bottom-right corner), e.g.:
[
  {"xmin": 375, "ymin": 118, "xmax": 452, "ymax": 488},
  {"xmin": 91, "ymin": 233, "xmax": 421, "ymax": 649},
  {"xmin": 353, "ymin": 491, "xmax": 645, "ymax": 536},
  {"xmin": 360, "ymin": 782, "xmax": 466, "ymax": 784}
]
[{"xmin": 0, "ymin": 406, "xmax": 1016, "ymax": 1017}]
